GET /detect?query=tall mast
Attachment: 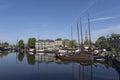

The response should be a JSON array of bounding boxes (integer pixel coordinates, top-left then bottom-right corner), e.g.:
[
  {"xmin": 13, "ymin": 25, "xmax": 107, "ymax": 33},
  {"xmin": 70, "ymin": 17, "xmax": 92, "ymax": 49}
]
[
  {"xmin": 77, "ymin": 24, "xmax": 80, "ymax": 50},
  {"xmin": 71, "ymin": 26, "xmax": 73, "ymax": 48},
  {"xmin": 88, "ymin": 15, "xmax": 91, "ymax": 48},
  {"xmin": 38, "ymin": 36, "xmax": 40, "ymax": 50},
  {"xmin": 17, "ymin": 37, "xmax": 19, "ymax": 51},
  {"xmin": 80, "ymin": 17, "xmax": 83, "ymax": 49}
]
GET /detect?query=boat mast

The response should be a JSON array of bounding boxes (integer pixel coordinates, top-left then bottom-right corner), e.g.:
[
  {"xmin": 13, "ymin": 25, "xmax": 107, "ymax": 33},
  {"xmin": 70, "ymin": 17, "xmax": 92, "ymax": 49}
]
[
  {"xmin": 77, "ymin": 24, "xmax": 80, "ymax": 51},
  {"xmin": 80, "ymin": 17, "xmax": 83, "ymax": 50},
  {"xmin": 17, "ymin": 37, "xmax": 19, "ymax": 51},
  {"xmin": 71, "ymin": 26, "xmax": 73, "ymax": 48},
  {"xmin": 88, "ymin": 15, "xmax": 91, "ymax": 48}
]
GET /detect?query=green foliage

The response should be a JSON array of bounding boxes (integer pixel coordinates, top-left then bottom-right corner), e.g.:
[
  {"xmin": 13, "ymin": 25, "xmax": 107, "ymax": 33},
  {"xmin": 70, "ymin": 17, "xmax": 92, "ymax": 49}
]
[
  {"xmin": 111, "ymin": 33, "xmax": 120, "ymax": 37},
  {"xmin": 95, "ymin": 36, "xmax": 105, "ymax": 48},
  {"xmin": 111, "ymin": 48, "xmax": 117, "ymax": 55},
  {"xmin": 2, "ymin": 42, "xmax": 9, "ymax": 48},
  {"xmin": 95, "ymin": 36, "xmax": 110, "ymax": 49},
  {"xmin": 27, "ymin": 38, "xmax": 36, "ymax": 48},
  {"xmin": 18, "ymin": 40, "xmax": 25, "ymax": 49},
  {"xmin": 0, "ymin": 51, "xmax": 9, "ymax": 57},
  {"xmin": 98, "ymin": 36, "xmax": 106, "ymax": 40},
  {"xmin": 27, "ymin": 55, "xmax": 35, "ymax": 65},
  {"xmin": 63, "ymin": 39, "xmax": 69, "ymax": 47},
  {"xmin": 69, "ymin": 40, "xmax": 76, "ymax": 48},
  {"xmin": 95, "ymin": 33, "xmax": 120, "ymax": 50},
  {"xmin": 18, "ymin": 53, "xmax": 24, "ymax": 62},
  {"xmin": 63, "ymin": 39, "xmax": 76, "ymax": 48}
]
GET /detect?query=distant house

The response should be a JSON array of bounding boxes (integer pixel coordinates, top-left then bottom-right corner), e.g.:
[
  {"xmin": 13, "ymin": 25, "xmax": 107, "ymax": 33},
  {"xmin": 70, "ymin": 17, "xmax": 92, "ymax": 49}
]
[
  {"xmin": 54, "ymin": 38, "xmax": 63, "ymax": 49},
  {"xmin": 107, "ymin": 36, "xmax": 120, "ymax": 52},
  {"xmin": 35, "ymin": 39, "xmax": 55, "ymax": 50},
  {"xmin": 35, "ymin": 38, "xmax": 63, "ymax": 50}
]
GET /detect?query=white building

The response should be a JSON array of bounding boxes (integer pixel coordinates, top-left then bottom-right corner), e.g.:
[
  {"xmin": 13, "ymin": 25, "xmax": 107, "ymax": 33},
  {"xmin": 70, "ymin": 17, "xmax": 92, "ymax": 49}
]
[{"xmin": 35, "ymin": 38, "xmax": 63, "ymax": 50}]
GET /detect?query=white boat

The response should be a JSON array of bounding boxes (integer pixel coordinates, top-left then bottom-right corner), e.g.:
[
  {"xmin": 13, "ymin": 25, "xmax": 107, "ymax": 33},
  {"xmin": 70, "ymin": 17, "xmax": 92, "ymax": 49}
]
[
  {"xmin": 94, "ymin": 56, "xmax": 105, "ymax": 61},
  {"xmin": 36, "ymin": 52, "xmax": 44, "ymax": 55},
  {"xmin": 28, "ymin": 49, "xmax": 35, "ymax": 55},
  {"xmin": 29, "ymin": 52, "xmax": 34, "ymax": 55},
  {"xmin": 36, "ymin": 49, "xmax": 44, "ymax": 53},
  {"xmin": 75, "ymin": 49, "xmax": 80, "ymax": 52},
  {"xmin": 59, "ymin": 49, "xmax": 67, "ymax": 53},
  {"xmin": 29, "ymin": 49, "xmax": 35, "ymax": 52}
]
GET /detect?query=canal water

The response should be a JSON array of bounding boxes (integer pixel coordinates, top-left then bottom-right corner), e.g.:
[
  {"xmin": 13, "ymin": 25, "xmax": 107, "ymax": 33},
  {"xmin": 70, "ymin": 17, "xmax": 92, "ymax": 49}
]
[{"xmin": 0, "ymin": 52, "xmax": 119, "ymax": 80}]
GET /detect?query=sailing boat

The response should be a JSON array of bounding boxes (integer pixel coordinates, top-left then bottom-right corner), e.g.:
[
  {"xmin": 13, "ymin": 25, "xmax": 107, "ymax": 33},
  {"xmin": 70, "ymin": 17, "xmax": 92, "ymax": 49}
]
[{"xmin": 75, "ymin": 24, "xmax": 81, "ymax": 53}]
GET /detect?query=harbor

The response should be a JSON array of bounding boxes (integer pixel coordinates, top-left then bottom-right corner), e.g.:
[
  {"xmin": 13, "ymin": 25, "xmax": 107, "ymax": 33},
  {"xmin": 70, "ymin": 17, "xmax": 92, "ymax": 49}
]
[
  {"xmin": 0, "ymin": 51, "xmax": 120, "ymax": 80},
  {"xmin": 0, "ymin": 0, "xmax": 120, "ymax": 80}
]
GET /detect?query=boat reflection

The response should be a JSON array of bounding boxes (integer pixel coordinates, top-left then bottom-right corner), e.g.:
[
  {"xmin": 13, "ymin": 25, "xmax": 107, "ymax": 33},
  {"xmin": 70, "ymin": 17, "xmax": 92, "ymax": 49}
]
[{"xmin": 14, "ymin": 52, "xmax": 120, "ymax": 80}]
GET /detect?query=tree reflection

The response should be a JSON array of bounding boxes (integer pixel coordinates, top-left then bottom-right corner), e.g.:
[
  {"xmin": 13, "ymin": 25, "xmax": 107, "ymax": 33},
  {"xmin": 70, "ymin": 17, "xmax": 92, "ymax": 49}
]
[
  {"xmin": 27, "ymin": 55, "xmax": 35, "ymax": 65},
  {"xmin": 18, "ymin": 53, "xmax": 24, "ymax": 62},
  {"xmin": 0, "ymin": 51, "xmax": 9, "ymax": 58}
]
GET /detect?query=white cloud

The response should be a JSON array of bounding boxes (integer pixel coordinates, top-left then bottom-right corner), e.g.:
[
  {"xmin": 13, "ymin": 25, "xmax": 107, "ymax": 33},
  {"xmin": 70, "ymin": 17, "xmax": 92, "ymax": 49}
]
[
  {"xmin": 91, "ymin": 16, "xmax": 116, "ymax": 22},
  {"xmin": 91, "ymin": 24, "xmax": 120, "ymax": 42}
]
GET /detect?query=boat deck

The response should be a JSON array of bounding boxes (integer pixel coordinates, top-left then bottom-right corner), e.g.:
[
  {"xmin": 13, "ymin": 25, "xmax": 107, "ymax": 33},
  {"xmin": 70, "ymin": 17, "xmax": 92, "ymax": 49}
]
[{"xmin": 58, "ymin": 52, "xmax": 94, "ymax": 61}]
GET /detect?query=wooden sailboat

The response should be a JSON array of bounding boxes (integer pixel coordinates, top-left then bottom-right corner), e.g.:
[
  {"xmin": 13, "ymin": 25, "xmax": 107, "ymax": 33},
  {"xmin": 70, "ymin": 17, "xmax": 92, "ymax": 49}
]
[{"xmin": 57, "ymin": 17, "xmax": 94, "ymax": 61}]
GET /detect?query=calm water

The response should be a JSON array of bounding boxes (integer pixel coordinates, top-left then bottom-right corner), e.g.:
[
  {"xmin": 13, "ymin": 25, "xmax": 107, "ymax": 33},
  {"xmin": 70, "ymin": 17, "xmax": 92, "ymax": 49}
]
[{"xmin": 0, "ymin": 51, "xmax": 119, "ymax": 80}]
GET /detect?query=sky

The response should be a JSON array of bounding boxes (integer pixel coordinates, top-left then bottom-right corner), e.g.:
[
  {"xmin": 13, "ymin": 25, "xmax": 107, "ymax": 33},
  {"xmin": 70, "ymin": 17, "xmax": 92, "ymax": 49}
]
[{"xmin": 0, "ymin": 0, "xmax": 120, "ymax": 44}]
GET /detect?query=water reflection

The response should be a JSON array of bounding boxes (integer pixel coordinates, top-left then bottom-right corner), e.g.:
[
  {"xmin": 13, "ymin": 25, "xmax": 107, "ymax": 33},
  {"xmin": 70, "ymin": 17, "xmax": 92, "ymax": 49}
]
[
  {"xmin": 27, "ymin": 55, "xmax": 35, "ymax": 65},
  {"xmin": 18, "ymin": 52, "xmax": 24, "ymax": 62},
  {"xmin": 35, "ymin": 53, "xmax": 56, "ymax": 63},
  {"xmin": 0, "ymin": 52, "xmax": 119, "ymax": 80},
  {"xmin": 0, "ymin": 51, "xmax": 9, "ymax": 58}
]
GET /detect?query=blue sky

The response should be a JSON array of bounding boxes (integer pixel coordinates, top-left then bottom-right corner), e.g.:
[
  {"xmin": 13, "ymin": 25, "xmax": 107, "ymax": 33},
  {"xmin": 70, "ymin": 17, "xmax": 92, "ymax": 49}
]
[{"xmin": 0, "ymin": 0, "xmax": 120, "ymax": 44}]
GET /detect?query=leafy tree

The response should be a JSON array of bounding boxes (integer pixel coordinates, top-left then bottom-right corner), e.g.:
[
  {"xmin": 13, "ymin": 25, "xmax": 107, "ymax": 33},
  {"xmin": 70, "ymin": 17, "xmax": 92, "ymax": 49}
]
[
  {"xmin": 18, "ymin": 40, "xmax": 25, "ymax": 49},
  {"xmin": 63, "ymin": 39, "xmax": 70, "ymax": 48},
  {"xmin": 95, "ymin": 36, "xmax": 110, "ymax": 49},
  {"xmin": 63, "ymin": 39, "xmax": 76, "ymax": 48},
  {"xmin": 98, "ymin": 36, "xmax": 106, "ymax": 40},
  {"xmin": 2, "ymin": 42, "xmax": 9, "ymax": 48},
  {"xmin": 27, "ymin": 38, "xmax": 36, "ymax": 48},
  {"xmin": 95, "ymin": 36, "xmax": 105, "ymax": 48},
  {"xmin": 69, "ymin": 40, "xmax": 76, "ymax": 48},
  {"xmin": 111, "ymin": 48, "xmax": 117, "ymax": 55},
  {"xmin": 111, "ymin": 33, "xmax": 120, "ymax": 37}
]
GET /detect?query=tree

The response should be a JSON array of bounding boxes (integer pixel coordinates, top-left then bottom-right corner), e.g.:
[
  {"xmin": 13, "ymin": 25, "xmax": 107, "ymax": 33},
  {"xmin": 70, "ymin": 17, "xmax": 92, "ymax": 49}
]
[
  {"xmin": 111, "ymin": 48, "xmax": 117, "ymax": 55},
  {"xmin": 95, "ymin": 36, "xmax": 110, "ymax": 49},
  {"xmin": 98, "ymin": 36, "xmax": 106, "ymax": 40},
  {"xmin": 2, "ymin": 42, "xmax": 9, "ymax": 48},
  {"xmin": 69, "ymin": 40, "xmax": 76, "ymax": 48},
  {"xmin": 95, "ymin": 36, "xmax": 106, "ymax": 48},
  {"xmin": 27, "ymin": 38, "xmax": 36, "ymax": 48},
  {"xmin": 63, "ymin": 39, "xmax": 76, "ymax": 48},
  {"xmin": 18, "ymin": 40, "xmax": 25, "ymax": 49},
  {"xmin": 63, "ymin": 39, "xmax": 70, "ymax": 48},
  {"xmin": 111, "ymin": 33, "xmax": 120, "ymax": 37}
]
